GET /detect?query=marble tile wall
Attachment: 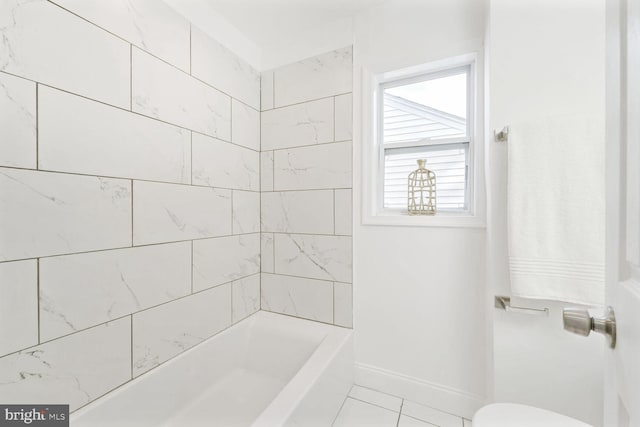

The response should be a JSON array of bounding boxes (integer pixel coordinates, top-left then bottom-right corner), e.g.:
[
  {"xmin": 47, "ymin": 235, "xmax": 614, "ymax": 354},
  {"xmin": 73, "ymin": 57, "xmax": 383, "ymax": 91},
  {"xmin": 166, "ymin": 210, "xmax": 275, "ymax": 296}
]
[
  {"xmin": 260, "ymin": 47, "xmax": 353, "ymax": 328},
  {"xmin": 0, "ymin": 0, "xmax": 260, "ymax": 411}
]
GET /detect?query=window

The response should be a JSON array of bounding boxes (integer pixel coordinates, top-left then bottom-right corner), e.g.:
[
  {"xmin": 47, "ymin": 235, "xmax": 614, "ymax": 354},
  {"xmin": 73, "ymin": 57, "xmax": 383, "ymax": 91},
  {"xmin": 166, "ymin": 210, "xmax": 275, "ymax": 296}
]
[{"xmin": 374, "ymin": 59, "xmax": 476, "ymax": 218}]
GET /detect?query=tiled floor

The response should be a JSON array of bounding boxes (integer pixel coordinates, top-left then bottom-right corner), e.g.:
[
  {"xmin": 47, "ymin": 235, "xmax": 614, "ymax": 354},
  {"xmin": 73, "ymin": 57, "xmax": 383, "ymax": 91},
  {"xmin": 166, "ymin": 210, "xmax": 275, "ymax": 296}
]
[{"xmin": 332, "ymin": 385, "xmax": 473, "ymax": 427}]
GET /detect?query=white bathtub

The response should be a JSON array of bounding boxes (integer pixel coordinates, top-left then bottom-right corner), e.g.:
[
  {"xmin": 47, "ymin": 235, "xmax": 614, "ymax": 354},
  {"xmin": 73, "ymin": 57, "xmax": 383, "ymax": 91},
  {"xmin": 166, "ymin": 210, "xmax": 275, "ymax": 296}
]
[{"xmin": 71, "ymin": 311, "xmax": 354, "ymax": 427}]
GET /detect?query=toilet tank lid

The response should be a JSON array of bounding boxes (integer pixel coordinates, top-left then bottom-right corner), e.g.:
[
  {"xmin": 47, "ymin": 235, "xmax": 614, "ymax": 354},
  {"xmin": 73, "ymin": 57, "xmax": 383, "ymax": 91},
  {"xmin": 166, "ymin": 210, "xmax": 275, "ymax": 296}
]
[{"xmin": 473, "ymin": 403, "xmax": 593, "ymax": 427}]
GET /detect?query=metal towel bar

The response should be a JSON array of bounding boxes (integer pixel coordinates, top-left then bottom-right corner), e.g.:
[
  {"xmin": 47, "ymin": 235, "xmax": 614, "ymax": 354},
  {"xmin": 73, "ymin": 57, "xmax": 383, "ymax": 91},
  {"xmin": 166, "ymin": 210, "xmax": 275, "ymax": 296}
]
[{"xmin": 494, "ymin": 295, "xmax": 549, "ymax": 316}]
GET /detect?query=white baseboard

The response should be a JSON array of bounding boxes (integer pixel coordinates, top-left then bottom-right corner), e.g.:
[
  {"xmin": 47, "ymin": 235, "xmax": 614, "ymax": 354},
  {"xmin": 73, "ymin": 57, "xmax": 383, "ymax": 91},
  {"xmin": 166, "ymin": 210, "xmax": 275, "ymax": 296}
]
[{"xmin": 354, "ymin": 363, "xmax": 485, "ymax": 420}]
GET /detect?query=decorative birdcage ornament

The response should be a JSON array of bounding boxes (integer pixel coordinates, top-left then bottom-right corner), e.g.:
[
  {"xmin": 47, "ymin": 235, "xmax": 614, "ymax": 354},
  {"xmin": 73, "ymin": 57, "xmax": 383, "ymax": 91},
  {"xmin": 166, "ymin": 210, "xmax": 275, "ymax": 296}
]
[{"xmin": 407, "ymin": 159, "xmax": 436, "ymax": 215}]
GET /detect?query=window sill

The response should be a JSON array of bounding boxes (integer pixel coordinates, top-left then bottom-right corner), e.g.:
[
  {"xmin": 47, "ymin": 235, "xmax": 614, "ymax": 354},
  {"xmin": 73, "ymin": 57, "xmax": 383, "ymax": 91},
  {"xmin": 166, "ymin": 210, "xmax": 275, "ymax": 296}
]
[{"xmin": 362, "ymin": 212, "xmax": 486, "ymax": 228}]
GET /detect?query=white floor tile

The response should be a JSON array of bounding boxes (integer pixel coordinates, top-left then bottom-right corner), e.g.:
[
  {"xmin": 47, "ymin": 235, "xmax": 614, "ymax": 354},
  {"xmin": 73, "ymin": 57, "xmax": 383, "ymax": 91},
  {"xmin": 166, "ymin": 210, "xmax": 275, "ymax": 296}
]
[
  {"xmin": 349, "ymin": 385, "xmax": 403, "ymax": 412},
  {"xmin": 398, "ymin": 415, "xmax": 438, "ymax": 427},
  {"xmin": 333, "ymin": 398, "xmax": 399, "ymax": 427},
  {"xmin": 401, "ymin": 401, "xmax": 463, "ymax": 427}
]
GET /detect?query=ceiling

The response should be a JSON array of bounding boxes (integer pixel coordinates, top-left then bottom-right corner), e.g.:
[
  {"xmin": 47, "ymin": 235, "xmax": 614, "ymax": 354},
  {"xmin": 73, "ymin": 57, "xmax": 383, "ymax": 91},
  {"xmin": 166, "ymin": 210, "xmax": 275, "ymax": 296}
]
[{"xmin": 164, "ymin": 0, "xmax": 385, "ymax": 70}]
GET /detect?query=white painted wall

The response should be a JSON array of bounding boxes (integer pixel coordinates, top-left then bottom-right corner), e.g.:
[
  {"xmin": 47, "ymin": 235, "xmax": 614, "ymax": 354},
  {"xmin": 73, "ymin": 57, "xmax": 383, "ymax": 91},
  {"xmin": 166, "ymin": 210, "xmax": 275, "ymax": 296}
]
[
  {"xmin": 352, "ymin": 0, "xmax": 488, "ymax": 418},
  {"xmin": 487, "ymin": 0, "xmax": 605, "ymax": 425}
]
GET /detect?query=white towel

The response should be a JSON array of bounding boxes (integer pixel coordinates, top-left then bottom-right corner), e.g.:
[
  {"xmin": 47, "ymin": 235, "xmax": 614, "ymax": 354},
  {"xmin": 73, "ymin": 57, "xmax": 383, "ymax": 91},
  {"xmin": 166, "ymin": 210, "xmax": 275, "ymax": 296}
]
[{"xmin": 508, "ymin": 114, "xmax": 605, "ymax": 305}]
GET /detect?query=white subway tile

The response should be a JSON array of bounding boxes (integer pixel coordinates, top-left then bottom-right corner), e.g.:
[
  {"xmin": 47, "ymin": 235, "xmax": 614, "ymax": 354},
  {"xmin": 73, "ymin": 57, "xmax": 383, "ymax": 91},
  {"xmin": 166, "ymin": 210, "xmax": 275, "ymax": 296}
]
[
  {"xmin": 261, "ymin": 273, "xmax": 333, "ymax": 323},
  {"xmin": 132, "ymin": 48, "xmax": 231, "ymax": 139},
  {"xmin": 335, "ymin": 93, "xmax": 353, "ymax": 141},
  {"xmin": 39, "ymin": 86, "xmax": 191, "ymax": 183},
  {"xmin": 192, "ymin": 234, "xmax": 260, "ymax": 292},
  {"xmin": 261, "ymin": 190, "xmax": 334, "ymax": 234},
  {"xmin": 261, "ymin": 233, "xmax": 275, "ymax": 273},
  {"xmin": 232, "ymin": 100, "xmax": 260, "ymax": 151},
  {"xmin": 51, "ymin": 0, "xmax": 190, "ymax": 72},
  {"xmin": 261, "ymin": 98, "xmax": 334, "ymax": 150},
  {"xmin": 133, "ymin": 181, "xmax": 231, "ymax": 245},
  {"xmin": 0, "ymin": 317, "xmax": 131, "ymax": 411},
  {"xmin": 274, "ymin": 234, "xmax": 352, "ymax": 283},
  {"xmin": 273, "ymin": 141, "xmax": 352, "ymax": 191},
  {"xmin": 232, "ymin": 274, "xmax": 260, "ymax": 323},
  {"xmin": 273, "ymin": 47, "xmax": 352, "ymax": 107},
  {"xmin": 0, "ymin": 72, "xmax": 35, "ymax": 168},
  {"xmin": 334, "ymin": 282, "xmax": 353, "ymax": 328},
  {"xmin": 335, "ymin": 189, "xmax": 353, "ymax": 236},
  {"xmin": 191, "ymin": 28, "xmax": 260, "ymax": 109},
  {"xmin": 261, "ymin": 70, "xmax": 274, "ymax": 111},
  {"xmin": 40, "ymin": 242, "xmax": 192, "ymax": 341},
  {"xmin": 232, "ymin": 190, "xmax": 260, "ymax": 234},
  {"xmin": 1, "ymin": 0, "xmax": 130, "ymax": 108},
  {"xmin": 192, "ymin": 133, "xmax": 258, "ymax": 191},
  {"xmin": 132, "ymin": 285, "xmax": 231, "ymax": 376},
  {"xmin": 260, "ymin": 151, "xmax": 274, "ymax": 192},
  {"xmin": 0, "ymin": 168, "xmax": 131, "ymax": 262},
  {"xmin": 0, "ymin": 260, "xmax": 37, "ymax": 357}
]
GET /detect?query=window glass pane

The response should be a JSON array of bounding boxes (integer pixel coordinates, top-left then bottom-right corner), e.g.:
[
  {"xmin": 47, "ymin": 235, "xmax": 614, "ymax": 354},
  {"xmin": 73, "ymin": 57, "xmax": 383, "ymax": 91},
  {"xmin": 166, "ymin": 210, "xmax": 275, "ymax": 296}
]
[
  {"xmin": 383, "ymin": 71, "xmax": 468, "ymax": 143},
  {"xmin": 384, "ymin": 144, "xmax": 468, "ymax": 211}
]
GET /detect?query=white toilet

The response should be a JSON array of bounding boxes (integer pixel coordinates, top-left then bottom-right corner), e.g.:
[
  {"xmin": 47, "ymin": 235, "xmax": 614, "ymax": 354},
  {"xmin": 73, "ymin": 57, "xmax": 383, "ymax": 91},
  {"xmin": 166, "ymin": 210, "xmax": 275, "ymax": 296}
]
[{"xmin": 473, "ymin": 403, "xmax": 592, "ymax": 427}]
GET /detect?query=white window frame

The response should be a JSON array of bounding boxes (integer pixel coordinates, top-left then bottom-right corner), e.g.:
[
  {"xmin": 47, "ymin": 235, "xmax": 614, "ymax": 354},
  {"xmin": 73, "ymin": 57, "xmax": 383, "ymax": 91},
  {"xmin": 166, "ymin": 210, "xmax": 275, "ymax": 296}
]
[{"xmin": 361, "ymin": 53, "xmax": 486, "ymax": 228}]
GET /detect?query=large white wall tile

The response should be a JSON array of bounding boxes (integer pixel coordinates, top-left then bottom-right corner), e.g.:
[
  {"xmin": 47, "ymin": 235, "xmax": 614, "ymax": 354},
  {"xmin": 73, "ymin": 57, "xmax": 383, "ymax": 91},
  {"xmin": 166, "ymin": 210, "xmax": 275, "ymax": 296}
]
[
  {"xmin": 261, "ymin": 190, "xmax": 334, "ymax": 234},
  {"xmin": 132, "ymin": 48, "xmax": 231, "ymax": 140},
  {"xmin": 232, "ymin": 100, "xmax": 260, "ymax": 151},
  {"xmin": 274, "ymin": 141, "xmax": 352, "ymax": 191},
  {"xmin": 132, "ymin": 285, "xmax": 231, "ymax": 376},
  {"xmin": 133, "ymin": 181, "xmax": 231, "ymax": 245},
  {"xmin": 335, "ymin": 189, "xmax": 353, "ymax": 236},
  {"xmin": 232, "ymin": 190, "xmax": 260, "ymax": 234},
  {"xmin": 273, "ymin": 47, "xmax": 352, "ymax": 107},
  {"xmin": 261, "ymin": 70, "xmax": 274, "ymax": 111},
  {"xmin": 192, "ymin": 234, "xmax": 260, "ymax": 291},
  {"xmin": 191, "ymin": 28, "xmax": 260, "ymax": 109},
  {"xmin": 39, "ymin": 86, "xmax": 191, "ymax": 183},
  {"xmin": 261, "ymin": 273, "xmax": 333, "ymax": 323},
  {"xmin": 0, "ymin": 260, "xmax": 37, "ymax": 357},
  {"xmin": 0, "ymin": 0, "xmax": 130, "ymax": 108},
  {"xmin": 192, "ymin": 133, "xmax": 258, "ymax": 191},
  {"xmin": 274, "ymin": 234, "xmax": 352, "ymax": 283},
  {"xmin": 261, "ymin": 98, "xmax": 334, "ymax": 150},
  {"xmin": 261, "ymin": 233, "xmax": 275, "ymax": 273},
  {"xmin": 232, "ymin": 274, "xmax": 260, "ymax": 323},
  {"xmin": 334, "ymin": 282, "xmax": 353, "ymax": 328},
  {"xmin": 0, "ymin": 168, "xmax": 131, "ymax": 262},
  {"xmin": 50, "ymin": 0, "xmax": 190, "ymax": 72},
  {"xmin": 261, "ymin": 151, "xmax": 274, "ymax": 191},
  {"xmin": 0, "ymin": 317, "xmax": 131, "ymax": 411},
  {"xmin": 40, "ymin": 242, "xmax": 192, "ymax": 342},
  {"xmin": 335, "ymin": 93, "xmax": 353, "ymax": 141},
  {"xmin": 0, "ymin": 72, "xmax": 35, "ymax": 168}
]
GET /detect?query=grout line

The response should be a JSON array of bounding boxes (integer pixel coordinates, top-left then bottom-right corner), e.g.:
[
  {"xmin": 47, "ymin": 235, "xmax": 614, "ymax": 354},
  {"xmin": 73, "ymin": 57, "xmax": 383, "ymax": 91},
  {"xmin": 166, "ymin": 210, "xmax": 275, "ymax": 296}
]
[
  {"xmin": 0, "ymin": 165, "xmax": 262, "ymax": 193},
  {"xmin": 396, "ymin": 400, "xmax": 405, "ymax": 427},
  {"xmin": 0, "ymin": 70, "xmax": 262, "ymax": 153},
  {"xmin": 130, "ymin": 179, "xmax": 134, "ymax": 246},
  {"xmin": 0, "ymin": 232, "xmax": 261, "ymax": 265},
  {"xmin": 129, "ymin": 44, "xmax": 133, "ymax": 111},
  {"xmin": 130, "ymin": 314, "xmax": 133, "ymax": 379},
  {"xmin": 36, "ymin": 258, "xmax": 40, "ymax": 343},
  {"xmin": 262, "ymin": 271, "xmax": 351, "ymax": 286},
  {"xmin": 333, "ymin": 189, "xmax": 336, "ymax": 235},
  {"xmin": 35, "ymin": 83, "xmax": 39, "ymax": 169},
  {"xmin": 266, "ymin": 91, "xmax": 353, "ymax": 112},
  {"xmin": 266, "ymin": 139, "xmax": 352, "ymax": 154}
]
